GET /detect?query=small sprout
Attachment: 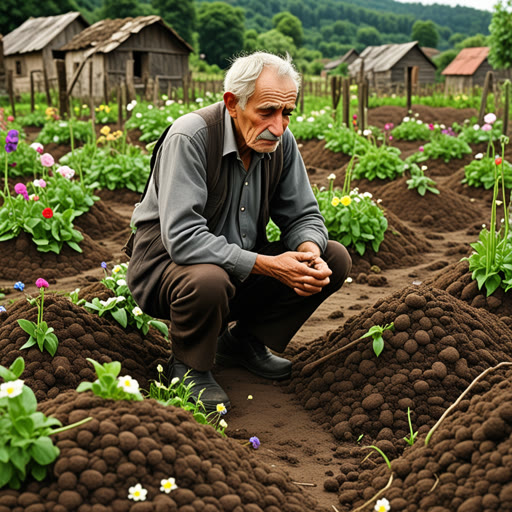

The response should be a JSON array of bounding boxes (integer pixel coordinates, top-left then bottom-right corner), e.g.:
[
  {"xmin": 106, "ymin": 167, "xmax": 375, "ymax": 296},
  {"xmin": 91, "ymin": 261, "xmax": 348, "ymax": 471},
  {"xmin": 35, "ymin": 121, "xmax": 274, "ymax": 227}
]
[
  {"xmin": 403, "ymin": 407, "xmax": 418, "ymax": 446},
  {"xmin": 360, "ymin": 322, "xmax": 394, "ymax": 357},
  {"xmin": 357, "ymin": 433, "xmax": 364, "ymax": 444},
  {"xmin": 362, "ymin": 445, "xmax": 391, "ymax": 470}
]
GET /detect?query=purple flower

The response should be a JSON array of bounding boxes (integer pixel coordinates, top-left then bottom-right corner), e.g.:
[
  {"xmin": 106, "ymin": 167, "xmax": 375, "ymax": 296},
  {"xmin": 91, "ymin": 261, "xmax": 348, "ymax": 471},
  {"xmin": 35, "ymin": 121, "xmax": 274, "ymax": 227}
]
[
  {"xmin": 249, "ymin": 436, "xmax": 260, "ymax": 449},
  {"xmin": 36, "ymin": 278, "xmax": 49, "ymax": 289},
  {"xmin": 14, "ymin": 281, "xmax": 25, "ymax": 291},
  {"xmin": 5, "ymin": 129, "xmax": 19, "ymax": 153},
  {"xmin": 0, "ymin": 306, "xmax": 6, "ymax": 313},
  {"xmin": 101, "ymin": 262, "xmax": 108, "ymax": 269},
  {"xmin": 14, "ymin": 183, "xmax": 27, "ymax": 195}
]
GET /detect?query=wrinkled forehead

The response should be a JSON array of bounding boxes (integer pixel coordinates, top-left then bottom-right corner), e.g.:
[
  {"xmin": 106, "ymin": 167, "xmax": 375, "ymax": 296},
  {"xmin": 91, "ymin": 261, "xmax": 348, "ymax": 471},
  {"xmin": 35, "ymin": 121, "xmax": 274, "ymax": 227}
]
[{"xmin": 250, "ymin": 69, "xmax": 298, "ymax": 109}]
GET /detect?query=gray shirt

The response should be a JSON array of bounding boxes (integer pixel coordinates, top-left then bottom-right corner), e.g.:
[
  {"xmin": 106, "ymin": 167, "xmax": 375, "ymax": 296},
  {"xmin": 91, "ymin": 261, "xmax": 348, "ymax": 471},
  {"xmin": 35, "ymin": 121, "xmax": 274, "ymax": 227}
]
[{"xmin": 130, "ymin": 105, "xmax": 328, "ymax": 282}]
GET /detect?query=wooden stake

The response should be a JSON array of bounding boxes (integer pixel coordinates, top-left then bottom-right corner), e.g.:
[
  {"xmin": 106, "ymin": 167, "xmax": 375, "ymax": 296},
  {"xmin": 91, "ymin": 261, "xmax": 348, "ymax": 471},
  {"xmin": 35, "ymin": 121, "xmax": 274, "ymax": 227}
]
[
  {"xmin": 7, "ymin": 69, "xmax": 15, "ymax": 118},
  {"xmin": 478, "ymin": 71, "xmax": 494, "ymax": 125},
  {"xmin": 56, "ymin": 59, "xmax": 68, "ymax": 118}
]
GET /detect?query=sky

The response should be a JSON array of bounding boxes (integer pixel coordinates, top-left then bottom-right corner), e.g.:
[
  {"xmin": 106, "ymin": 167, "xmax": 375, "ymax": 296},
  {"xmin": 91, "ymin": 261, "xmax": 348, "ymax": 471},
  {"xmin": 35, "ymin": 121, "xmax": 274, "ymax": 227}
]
[{"xmin": 395, "ymin": 0, "xmax": 495, "ymax": 11}]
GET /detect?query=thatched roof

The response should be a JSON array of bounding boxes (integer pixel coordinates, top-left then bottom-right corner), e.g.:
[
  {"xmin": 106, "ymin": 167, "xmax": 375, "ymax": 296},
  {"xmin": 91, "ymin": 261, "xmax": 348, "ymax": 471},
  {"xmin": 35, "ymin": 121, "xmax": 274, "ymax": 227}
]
[
  {"xmin": 3, "ymin": 12, "xmax": 87, "ymax": 56},
  {"xmin": 324, "ymin": 49, "xmax": 359, "ymax": 71},
  {"xmin": 348, "ymin": 41, "xmax": 435, "ymax": 75},
  {"xmin": 442, "ymin": 47, "xmax": 489, "ymax": 76},
  {"xmin": 59, "ymin": 15, "xmax": 193, "ymax": 54}
]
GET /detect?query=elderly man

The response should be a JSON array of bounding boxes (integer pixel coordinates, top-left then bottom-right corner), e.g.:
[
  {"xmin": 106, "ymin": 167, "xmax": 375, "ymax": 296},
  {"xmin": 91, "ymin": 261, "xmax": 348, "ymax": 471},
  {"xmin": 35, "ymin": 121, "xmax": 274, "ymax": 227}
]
[{"xmin": 127, "ymin": 52, "xmax": 351, "ymax": 411}]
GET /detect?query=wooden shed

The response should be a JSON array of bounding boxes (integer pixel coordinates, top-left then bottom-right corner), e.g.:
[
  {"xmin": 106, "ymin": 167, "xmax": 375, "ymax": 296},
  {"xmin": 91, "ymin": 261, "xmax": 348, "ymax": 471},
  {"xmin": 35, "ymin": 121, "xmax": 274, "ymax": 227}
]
[
  {"xmin": 348, "ymin": 41, "xmax": 436, "ymax": 89},
  {"xmin": 58, "ymin": 16, "xmax": 193, "ymax": 100},
  {"xmin": 442, "ymin": 47, "xmax": 510, "ymax": 93},
  {"xmin": 322, "ymin": 49, "xmax": 359, "ymax": 77},
  {"xmin": 2, "ymin": 12, "xmax": 88, "ymax": 94}
]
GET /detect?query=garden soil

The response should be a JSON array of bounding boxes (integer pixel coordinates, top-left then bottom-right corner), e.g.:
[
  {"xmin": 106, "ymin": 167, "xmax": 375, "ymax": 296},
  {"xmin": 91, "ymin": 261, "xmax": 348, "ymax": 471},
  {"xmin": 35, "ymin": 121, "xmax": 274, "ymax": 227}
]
[{"xmin": 1, "ymin": 105, "xmax": 512, "ymax": 511}]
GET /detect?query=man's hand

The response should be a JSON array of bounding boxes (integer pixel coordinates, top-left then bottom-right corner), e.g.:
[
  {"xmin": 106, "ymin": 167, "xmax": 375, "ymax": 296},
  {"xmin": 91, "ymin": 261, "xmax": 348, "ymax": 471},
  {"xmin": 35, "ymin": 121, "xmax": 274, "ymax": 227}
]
[{"xmin": 252, "ymin": 251, "xmax": 332, "ymax": 296}]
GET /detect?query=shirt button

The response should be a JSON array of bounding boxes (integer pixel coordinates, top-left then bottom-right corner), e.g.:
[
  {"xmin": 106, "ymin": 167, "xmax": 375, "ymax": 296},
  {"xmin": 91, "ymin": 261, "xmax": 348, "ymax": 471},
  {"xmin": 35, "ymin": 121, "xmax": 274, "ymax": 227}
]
[
  {"xmin": 240, "ymin": 207, "xmax": 245, "ymax": 212},
  {"xmin": 245, "ymin": 182, "xmax": 249, "ymax": 186},
  {"xmin": 242, "ymin": 233, "xmax": 246, "ymax": 238}
]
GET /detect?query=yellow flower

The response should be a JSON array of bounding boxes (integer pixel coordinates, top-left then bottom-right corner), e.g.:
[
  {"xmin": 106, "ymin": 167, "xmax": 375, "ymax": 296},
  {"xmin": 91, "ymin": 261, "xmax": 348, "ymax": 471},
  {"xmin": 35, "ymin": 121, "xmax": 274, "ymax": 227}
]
[
  {"xmin": 96, "ymin": 135, "xmax": 106, "ymax": 144},
  {"xmin": 331, "ymin": 197, "xmax": 340, "ymax": 207},
  {"xmin": 216, "ymin": 403, "xmax": 227, "ymax": 414},
  {"xmin": 341, "ymin": 196, "xmax": 352, "ymax": 206},
  {"xmin": 105, "ymin": 106, "xmax": 111, "ymax": 113},
  {"xmin": 114, "ymin": 130, "xmax": 123, "ymax": 138},
  {"xmin": 100, "ymin": 126, "xmax": 111, "ymax": 136},
  {"xmin": 106, "ymin": 133, "xmax": 115, "ymax": 141}
]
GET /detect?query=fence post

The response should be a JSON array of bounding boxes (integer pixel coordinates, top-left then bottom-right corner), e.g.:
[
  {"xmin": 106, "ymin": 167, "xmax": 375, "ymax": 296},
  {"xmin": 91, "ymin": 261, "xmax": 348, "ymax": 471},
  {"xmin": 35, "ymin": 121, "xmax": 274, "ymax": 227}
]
[
  {"xmin": 30, "ymin": 71, "xmax": 36, "ymax": 113},
  {"xmin": 55, "ymin": 59, "xmax": 68, "ymax": 118},
  {"xmin": 342, "ymin": 77, "xmax": 350, "ymax": 127},
  {"xmin": 503, "ymin": 81, "xmax": 510, "ymax": 137},
  {"xmin": 126, "ymin": 59, "xmax": 136, "ymax": 104},
  {"xmin": 103, "ymin": 70, "xmax": 109, "ymax": 106},
  {"xmin": 331, "ymin": 75, "xmax": 341, "ymax": 120},
  {"xmin": 405, "ymin": 67, "xmax": 412, "ymax": 112},
  {"xmin": 88, "ymin": 60, "xmax": 94, "ymax": 99},
  {"xmin": 478, "ymin": 71, "xmax": 494, "ymax": 125},
  {"xmin": 7, "ymin": 70, "xmax": 15, "ymax": 118},
  {"xmin": 42, "ymin": 63, "xmax": 52, "ymax": 107},
  {"xmin": 117, "ymin": 84, "xmax": 123, "ymax": 130}
]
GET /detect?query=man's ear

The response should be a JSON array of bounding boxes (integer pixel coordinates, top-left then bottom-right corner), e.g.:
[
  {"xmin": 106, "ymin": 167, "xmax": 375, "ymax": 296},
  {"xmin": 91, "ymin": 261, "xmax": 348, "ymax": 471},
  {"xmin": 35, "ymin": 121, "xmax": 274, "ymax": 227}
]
[{"xmin": 224, "ymin": 92, "xmax": 238, "ymax": 118}]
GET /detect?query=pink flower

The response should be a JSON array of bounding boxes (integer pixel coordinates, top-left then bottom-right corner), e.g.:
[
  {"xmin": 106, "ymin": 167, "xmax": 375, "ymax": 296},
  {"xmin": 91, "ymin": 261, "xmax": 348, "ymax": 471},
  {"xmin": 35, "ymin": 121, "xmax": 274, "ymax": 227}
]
[
  {"xmin": 7, "ymin": 115, "xmax": 14, "ymax": 122},
  {"xmin": 36, "ymin": 278, "xmax": 49, "ymax": 289},
  {"xmin": 57, "ymin": 166, "xmax": 75, "ymax": 179},
  {"xmin": 29, "ymin": 194, "xmax": 39, "ymax": 201},
  {"xmin": 389, "ymin": 135, "xmax": 393, "ymax": 141},
  {"xmin": 30, "ymin": 142, "xmax": 44, "ymax": 154},
  {"xmin": 384, "ymin": 122, "xmax": 394, "ymax": 131},
  {"xmin": 352, "ymin": 114, "xmax": 357, "ymax": 120},
  {"xmin": 33, "ymin": 179, "xmax": 47, "ymax": 188},
  {"xmin": 14, "ymin": 183, "xmax": 27, "ymax": 195},
  {"xmin": 419, "ymin": 146, "xmax": 424, "ymax": 152},
  {"xmin": 40, "ymin": 153, "xmax": 55, "ymax": 167},
  {"xmin": 481, "ymin": 124, "xmax": 492, "ymax": 132},
  {"xmin": 484, "ymin": 113, "xmax": 496, "ymax": 124},
  {"xmin": 428, "ymin": 123, "xmax": 434, "ymax": 130}
]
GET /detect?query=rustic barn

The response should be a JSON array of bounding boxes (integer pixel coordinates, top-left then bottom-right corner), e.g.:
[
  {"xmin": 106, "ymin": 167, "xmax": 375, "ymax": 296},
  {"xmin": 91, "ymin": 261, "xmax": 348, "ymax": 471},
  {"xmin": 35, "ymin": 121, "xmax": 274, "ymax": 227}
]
[
  {"xmin": 58, "ymin": 16, "xmax": 193, "ymax": 100},
  {"xmin": 442, "ymin": 47, "xmax": 510, "ymax": 93},
  {"xmin": 348, "ymin": 41, "xmax": 436, "ymax": 89},
  {"xmin": 322, "ymin": 49, "xmax": 359, "ymax": 77},
  {"xmin": 2, "ymin": 12, "xmax": 88, "ymax": 94}
]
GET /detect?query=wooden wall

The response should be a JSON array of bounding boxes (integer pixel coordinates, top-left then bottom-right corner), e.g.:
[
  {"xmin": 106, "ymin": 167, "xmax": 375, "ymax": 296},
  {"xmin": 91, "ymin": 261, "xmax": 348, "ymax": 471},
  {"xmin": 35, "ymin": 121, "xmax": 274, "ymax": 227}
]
[{"xmin": 392, "ymin": 46, "xmax": 436, "ymax": 85}]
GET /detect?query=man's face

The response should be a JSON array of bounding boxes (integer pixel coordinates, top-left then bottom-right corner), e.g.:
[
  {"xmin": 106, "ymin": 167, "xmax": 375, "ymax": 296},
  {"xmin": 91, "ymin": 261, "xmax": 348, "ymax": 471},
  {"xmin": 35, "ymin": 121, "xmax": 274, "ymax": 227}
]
[{"xmin": 225, "ymin": 67, "xmax": 297, "ymax": 154}]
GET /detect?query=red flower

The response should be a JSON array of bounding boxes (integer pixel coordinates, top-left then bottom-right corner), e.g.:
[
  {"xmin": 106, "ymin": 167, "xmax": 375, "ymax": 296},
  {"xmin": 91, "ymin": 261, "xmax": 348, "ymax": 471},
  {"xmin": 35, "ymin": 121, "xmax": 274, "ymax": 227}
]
[
  {"xmin": 42, "ymin": 208, "xmax": 53, "ymax": 219},
  {"xmin": 495, "ymin": 156, "xmax": 503, "ymax": 166}
]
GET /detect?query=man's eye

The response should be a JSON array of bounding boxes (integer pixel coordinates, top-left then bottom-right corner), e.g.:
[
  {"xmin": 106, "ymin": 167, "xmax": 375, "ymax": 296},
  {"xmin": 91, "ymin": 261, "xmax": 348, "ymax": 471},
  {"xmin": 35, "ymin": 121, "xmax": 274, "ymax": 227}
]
[{"xmin": 284, "ymin": 112, "xmax": 293, "ymax": 117}]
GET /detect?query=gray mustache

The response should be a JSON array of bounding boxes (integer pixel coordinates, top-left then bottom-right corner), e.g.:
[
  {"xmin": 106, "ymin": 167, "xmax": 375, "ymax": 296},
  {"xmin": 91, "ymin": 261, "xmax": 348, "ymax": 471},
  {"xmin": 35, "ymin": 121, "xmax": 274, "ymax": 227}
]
[{"xmin": 255, "ymin": 129, "xmax": 280, "ymax": 141}]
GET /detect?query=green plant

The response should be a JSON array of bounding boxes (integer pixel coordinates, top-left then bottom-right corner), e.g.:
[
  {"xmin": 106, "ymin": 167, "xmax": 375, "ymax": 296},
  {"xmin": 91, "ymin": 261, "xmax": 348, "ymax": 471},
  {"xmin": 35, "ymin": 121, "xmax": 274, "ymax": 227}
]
[
  {"xmin": 0, "ymin": 357, "xmax": 91, "ymax": 489},
  {"xmin": 361, "ymin": 445, "xmax": 391, "ymax": 469},
  {"xmin": 37, "ymin": 119, "xmax": 93, "ymax": 145},
  {"xmin": 79, "ymin": 263, "xmax": 168, "ymax": 337},
  {"xmin": 416, "ymin": 131, "xmax": 472, "ymax": 163},
  {"xmin": 405, "ymin": 162, "xmax": 440, "ymax": 196},
  {"xmin": 458, "ymin": 118, "xmax": 503, "ymax": 144},
  {"xmin": 359, "ymin": 322, "xmax": 394, "ymax": 357},
  {"xmin": 403, "ymin": 407, "xmax": 418, "ymax": 446},
  {"xmin": 463, "ymin": 154, "xmax": 512, "ymax": 189},
  {"xmin": 148, "ymin": 367, "xmax": 228, "ymax": 435},
  {"xmin": 76, "ymin": 358, "xmax": 143, "ymax": 401},
  {"xmin": 353, "ymin": 144, "xmax": 405, "ymax": 181},
  {"xmin": 324, "ymin": 125, "xmax": 370, "ymax": 156},
  {"xmin": 391, "ymin": 115, "xmax": 433, "ymax": 141},
  {"xmin": 18, "ymin": 278, "xmax": 58, "ymax": 357},
  {"xmin": 288, "ymin": 108, "xmax": 335, "ymax": 140}
]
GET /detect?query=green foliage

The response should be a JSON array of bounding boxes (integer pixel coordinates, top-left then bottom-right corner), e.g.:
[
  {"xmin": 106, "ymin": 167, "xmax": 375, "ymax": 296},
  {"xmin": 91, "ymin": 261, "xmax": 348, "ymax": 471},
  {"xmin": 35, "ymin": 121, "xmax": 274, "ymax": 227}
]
[
  {"xmin": 391, "ymin": 116, "xmax": 433, "ymax": 141},
  {"xmin": 288, "ymin": 108, "xmax": 335, "ymax": 140},
  {"xmin": 37, "ymin": 120, "xmax": 93, "ymax": 146},
  {"xmin": 360, "ymin": 322, "xmax": 394, "ymax": 357},
  {"xmin": 405, "ymin": 162, "xmax": 440, "ymax": 196},
  {"xmin": 197, "ymin": 2, "xmax": 245, "ymax": 68},
  {"xmin": 411, "ymin": 20, "xmax": 439, "ymax": 48},
  {"xmin": 454, "ymin": 33, "xmax": 488, "ymax": 50},
  {"xmin": 257, "ymin": 30, "xmax": 297, "ymax": 57},
  {"xmin": 404, "ymin": 407, "xmax": 418, "ymax": 446},
  {"xmin": 3, "ymin": 140, "xmax": 44, "ymax": 179},
  {"xmin": 463, "ymin": 155, "xmax": 512, "ymax": 189},
  {"xmin": 458, "ymin": 119, "xmax": 503, "ymax": 144},
  {"xmin": 0, "ymin": 357, "xmax": 90, "ymax": 490},
  {"xmin": 353, "ymin": 144, "xmax": 405, "ymax": 181},
  {"xmin": 151, "ymin": 0, "xmax": 196, "ymax": 45},
  {"xmin": 324, "ymin": 126, "xmax": 369, "ymax": 156},
  {"xmin": 356, "ymin": 26, "xmax": 382, "ymax": 47},
  {"xmin": 78, "ymin": 262, "xmax": 169, "ymax": 338},
  {"xmin": 416, "ymin": 133, "xmax": 472, "ymax": 163},
  {"xmin": 77, "ymin": 359, "xmax": 144, "ymax": 401},
  {"xmin": 102, "ymin": 0, "xmax": 138, "ymax": 18},
  {"xmin": 488, "ymin": 0, "xmax": 512, "ymax": 70},
  {"xmin": 272, "ymin": 11, "xmax": 303, "ymax": 47}
]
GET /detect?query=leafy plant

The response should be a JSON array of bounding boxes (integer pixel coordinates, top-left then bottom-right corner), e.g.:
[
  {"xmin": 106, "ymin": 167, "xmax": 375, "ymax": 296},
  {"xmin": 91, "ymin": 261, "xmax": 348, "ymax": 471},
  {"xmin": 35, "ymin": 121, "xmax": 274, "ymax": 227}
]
[
  {"xmin": 0, "ymin": 357, "xmax": 91, "ymax": 489},
  {"xmin": 360, "ymin": 322, "xmax": 394, "ymax": 357},
  {"xmin": 391, "ymin": 115, "xmax": 433, "ymax": 141},
  {"xmin": 403, "ymin": 407, "xmax": 418, "ymax": 446},
  {"xmin": 79, "ymin": 263, "xmax": 169, "ymax": 337},
  {"xmin": 416, "ymin": 131, "xmax": 472, "ymax": 163},
  {"xmin": 288, "ymin": 108, "xmax": 335, "ymax": 140},
  {"xmin": 463, "ymin": 154, "xmax": 512, "ymax": 190},
  {"xmin": 405, "ymin": 162, "xmax": 440, "ymax": 196},
  {"xmin": 37, "ymin": 119, "xmax": 93, "ymax": 145},
  {"xmin": 353, "ymin": 144, "xmax": 405, "ymax": 181},
  {"xmin": 324, "ymin": 125, "xmax": 370, "ymax": 156},
  {"xmin": 458, "ymin": 118, "xmax": 503, "ymax": 144},
  {"xmin": 19, "ymin": 278, "xmax": 58, "ymax": 356},
  {"xmin": 76, "ymin": 358, "xmax": 143, "ymax": 401}
]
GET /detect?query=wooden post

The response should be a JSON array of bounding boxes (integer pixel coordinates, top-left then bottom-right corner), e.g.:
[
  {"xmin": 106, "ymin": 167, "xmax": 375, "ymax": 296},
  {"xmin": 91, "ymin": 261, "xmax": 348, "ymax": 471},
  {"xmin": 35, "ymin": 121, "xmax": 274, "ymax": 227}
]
[
  {"xmin": 153, "ymin": 75, "xmax": 160, "ymax": 105},
  {"xmin": 478, "ymin": 71, "xmax": 494, "ymax": 125},
  {"xmin": 145, "ymin": 77, "xmax": 154, "ymax": 101},
  {"xmin": 503, "ymin": 81, "xmax": 510, "ymax": 137},
  {"xmin": 342, "ymin": 77, "xmax": 350, "ymax": 127},
  {"xmin": 42, "ymin": 63, "xmax": 52, "ymax": 107},
  {"xmin": 30, "ymin": 71, "xmax": 36, "ymax": 112},
  {"xmin": 122, "ymin": 82, "xmax": 128, "ymax": 121},
  {"xmin": 358, "ymin": 80, "xmax": 365, "ymax": 132},
  {"xmin": 405, "ymin": 67, "xmax": 412, "ymax": 113},
  {"xmin": 299, "ymin": 75, "xmax": 304, "ymax": 114},
  {"xmin": 331, "ymin": 76, "xmax": 341, "ymax": 120},
  {"xmin": 167, "ymin": 80, "xmax": 172, "ymax": 102},
  {"xmin": 117, "ymin": 84, "xmax": 123, "ymax": 130},
  {"xmin": 183, "ymin": 74, "xmax": 189, "ymax": 104},
  {"xmin": 88, "ymin": 60, "xmax": 94, "ymax": 99},
  {"xmin": 55, "ymin": 59, "xmax": 68, "ymax": 118},
  {"xmin": 7, "ymin": 70, "xmax": 15, "ymax": 118},
  {"xmin": 125, "ymin": 59, "xmax": 135, "ymax": 104},
  {"xmin": 103, "ymin": 70, "xmax": 109, "ymax": 106}
]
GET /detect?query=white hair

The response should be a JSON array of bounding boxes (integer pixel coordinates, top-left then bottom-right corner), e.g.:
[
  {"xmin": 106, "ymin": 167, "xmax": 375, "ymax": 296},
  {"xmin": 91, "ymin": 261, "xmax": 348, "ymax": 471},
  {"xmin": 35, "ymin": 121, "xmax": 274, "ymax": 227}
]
[{"xmin": 224, "ymin": 52, "xmax": 300, "ymax": 109}]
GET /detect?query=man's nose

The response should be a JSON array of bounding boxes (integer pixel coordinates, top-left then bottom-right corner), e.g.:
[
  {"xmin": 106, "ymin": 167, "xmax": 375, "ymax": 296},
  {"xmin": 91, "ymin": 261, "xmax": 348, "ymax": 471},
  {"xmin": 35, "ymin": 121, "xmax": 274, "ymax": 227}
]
[{"xmin": 268, "ymin": 114, "xmax": 286, "ymax": 137}]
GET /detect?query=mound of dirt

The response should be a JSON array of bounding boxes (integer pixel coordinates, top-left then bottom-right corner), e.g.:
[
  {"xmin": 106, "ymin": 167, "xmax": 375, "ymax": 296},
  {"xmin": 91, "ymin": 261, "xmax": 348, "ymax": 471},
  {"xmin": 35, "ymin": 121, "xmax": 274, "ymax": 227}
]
[
  {"xmin": 0, "ymin": 295, "xmax": 170, "ymax": 401},
  {"xmin": 378, "ymin": 178, "xmax": 486, "ymax": 231},
  {"xmin": 334, "ymin": 365, "xmax": 512, "ymax": 511},
  {"xmin": 0, "ymin": 391, "xmax": 322, "ymax": 511},
  {"xmin": 427, "ymin": 259, "xmax": 512, "ymax": 321},
  {"xmin": 286, "ymin": 285, "xmax": 512, "ymax": 453},
  {"xmin": 73, "ymin": 201, "xmax": 131, "ymax": 240},
  {"xmin": 298, "ymin": 139, "xmax": 352, "ymax": 172}
]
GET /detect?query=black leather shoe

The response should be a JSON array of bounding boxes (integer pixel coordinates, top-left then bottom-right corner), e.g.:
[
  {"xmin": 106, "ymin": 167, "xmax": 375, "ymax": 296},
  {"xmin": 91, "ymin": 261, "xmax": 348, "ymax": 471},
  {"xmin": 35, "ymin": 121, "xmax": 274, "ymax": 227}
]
[
  {"xmin": 167, "ymin": 357, "xmax": 231, "ymax": 413},
  {"xmin": 216, "ymin": 329, "xmax": 292, "ymax": 380}
]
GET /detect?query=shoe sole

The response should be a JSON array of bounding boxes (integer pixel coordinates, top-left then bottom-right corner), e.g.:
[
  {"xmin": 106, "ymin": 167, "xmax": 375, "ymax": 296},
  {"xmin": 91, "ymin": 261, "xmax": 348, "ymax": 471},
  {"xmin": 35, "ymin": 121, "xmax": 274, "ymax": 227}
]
[{"xmin": 215, "ymin": 353, "xmax": 291, "ymax": 381}]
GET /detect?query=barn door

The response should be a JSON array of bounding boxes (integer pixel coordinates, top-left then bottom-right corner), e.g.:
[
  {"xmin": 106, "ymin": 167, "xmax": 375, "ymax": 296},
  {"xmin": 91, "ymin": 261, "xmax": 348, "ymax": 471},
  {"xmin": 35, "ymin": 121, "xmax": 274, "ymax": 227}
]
[{"xmin": 133, "ymin": 51, "xmax": 149, "ymax": 80}]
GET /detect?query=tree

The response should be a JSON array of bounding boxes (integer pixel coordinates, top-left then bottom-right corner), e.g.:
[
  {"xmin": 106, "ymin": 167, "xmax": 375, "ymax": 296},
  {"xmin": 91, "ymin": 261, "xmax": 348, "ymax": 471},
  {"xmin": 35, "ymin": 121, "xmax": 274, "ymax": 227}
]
[
  {"xmin": 488, "ymin": 0, "xmax": 512, "ymax": 70},
  {"xmin": 103, "ymin": 0, "xmax": 138, "ymax": 19},
  {"xmin": 197, "ymin": 2, "xmax": 244, "ymax": 68},
  {"xmin": 244, "ymin": 29, "xmax": 260, "ymax": 53},
  {"xmin": 356, "ymin": 26, "xmax": 382, "ymax": 47},
  {"xmin": 257, "ymin": 29, "xmax": 297, "ymax": 57},
  {"xmin": 411, "ymin": 20, "xmax": 439, "ymax": 48},
  {"xmin": 151, "ymin": 0, "xmax": 196, "ymax": 45},
  {"xmin": 272, "ymin": 12, "xmax": 303, "ymax": 47},
  {"xmin": 455, "ymin": 34, "xmax": 488, "ymax": 50}
]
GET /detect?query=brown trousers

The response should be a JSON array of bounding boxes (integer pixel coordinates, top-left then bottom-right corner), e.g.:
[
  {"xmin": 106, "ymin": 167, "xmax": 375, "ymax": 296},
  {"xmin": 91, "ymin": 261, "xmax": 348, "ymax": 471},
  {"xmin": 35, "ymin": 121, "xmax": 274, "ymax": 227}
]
[{"xmin": 154, "ymin": 240, "xmax": 352, "ymax": 371}]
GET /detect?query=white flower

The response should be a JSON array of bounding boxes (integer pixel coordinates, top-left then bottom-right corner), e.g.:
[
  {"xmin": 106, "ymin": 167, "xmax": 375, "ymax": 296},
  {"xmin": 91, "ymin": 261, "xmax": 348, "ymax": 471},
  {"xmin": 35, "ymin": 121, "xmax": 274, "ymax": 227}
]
[
  {"xmin": 196, "ymin": 97, "xmax": 204, "ymax": 103},
  {"xmin": 113, "ymin": 265, "xmax": 122, "ymax": 273},
  {"xmin": 166, "ymin": 116, "xmax": 174, "ymax": 123},
  {"xmin": 328, "ymin": 173, "xmax": 336, "ymax": 180},
  {"xmin": 345, "ymin": 277, "xmax": 353, "ymax": 283},
  {"xmin": 296, "ymin": 116, "xmax": 304, "ymax": 122},
  {"xmin": 0, "ymin": 379, "xmax": 24, "ymax": 399},
  {"xmin": 320, "ymin": 109, "xmax": 326, "ymax": 114},
  {"xmin": 116, "ymin": 279, "xmax": 127, "ymax": 286},
  {"xmin": 496, "ymin": 200, "xmax": 503, "ymax": 206},
  {"xmin": 376, "ymin": 198, "xmax": 382, "ymax": 203},
  {"xmin": 118, "ymin": 375, "xmax": 140, "ymax": 394},
  {"xmin": 155, "ymin": 382, "xmax": 166, "ymax": 389},
  {"xmin": 157, "ymin": 364, "xmax": 163, "ymax": 373},
  {"xmin": 30, "ymin": 142, "xmax": 44, "ymax": 152},
  {"xmin": 135, "ymin": 113, "xmax": 142, "ymax": 118},
  {"xmin": 105, "ymin": 276, "xmax": 114, "ymax": 281},
  {"xmin": 357, "ymin": 130, "xmax": 362, "ymax": 135},
  {"xmin": 147, "ymin": 105, "xmax": 153, "ymax": 110},
  {"xmin": 440, "ymin": 124, "xmax": 446, "ymax": 129},
  {"xmin": 99, "ymin": 297, "xmax": 117, "ymax": 307},
  {"xmin": 363, "ymin": 192, "xmax": 373, "ymax": 198},
  {"xmin": 473, "ymin": 124, "xmax": 480, "ymax": 130},
  {"xmin": 416, "ymin": 120, "xmax": 423, "ymax": 125},
  {"xmin": 59, "ymin": 122, "xmax": 68, "ymax": 128},
  {"xmin": 307, "ymin": 117, "xmax": 315, "ymax": 122},
  {"xmin": 484, "ymin": 112, "xmax": 497, "ymax": 124},
  {"xmin": 328, "ymin": 123, "xmax": 333, "ymax": 128},
  {"xmin": 219, "ymin": 419, "xmax": 228, "ymax": 428},
  {"xmin": 132, "ymin": 306, "xmax": 143, "ymax": 316},
  {"xmin": 474, "ymin": 153, "xmax": 483, "ymax": 160},
  {"xmin": 363, "ymin": 129, "xmax": 372, "ymax": 136},
  {"xmin": 126, "ymin": 103, "xmax": 134, "ymax": 112},
  {"xmin": 170, "ymin": 377, "xmax": 180, "ymax": 386},
  {"xmin": 165, "ymin": 99, "xmax": 174, "ymax": 106},
  {"xmin": 414, "ymin": 112, "xmax": 419, "ymax": 117},
  {"xmin": 116, "ymin": 296, "xmax": 126, "ymax": 303},
  {"xmin": 128, "ymin": 483, "xmax": 147, "ymax": 501},
  {"xmin": 403, "ymin": 116, "xmax": 410, "ymax": 122},
  {"xmin": 421, "ymin": 165, "xmax": 428, "ymax": 171},
  {"xmin": 160, "ymin": 477, "xmax": 178, "ymax": 493},
  {"xmin": 161, "ymin": 94, "xmax": 168, "ymax": 101},
  {"xmin": 374, "ymin": 498, "xmax": 390, "ymax": 512},
  {"xmin": 53, "ymin": 136, "xmax": 59, "ymax": 143}
]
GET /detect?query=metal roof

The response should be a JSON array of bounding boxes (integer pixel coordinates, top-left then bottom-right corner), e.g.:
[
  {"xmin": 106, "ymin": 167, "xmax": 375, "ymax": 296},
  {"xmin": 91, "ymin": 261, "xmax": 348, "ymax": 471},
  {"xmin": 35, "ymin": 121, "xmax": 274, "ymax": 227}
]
[
  {"xmin": 59, "ymin": 15, "xmax": 193, "ymax": 54},
  {"xmin": 441, "ymin": 47, "xmax": 489, "ymax": 76},
  {"xmin": 348, "ymin": 41, "xmax": 434, "ymax": 75},
  {"xmin": 3, "ymin": 12, "xmax": 86, "ymax": 56}
]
